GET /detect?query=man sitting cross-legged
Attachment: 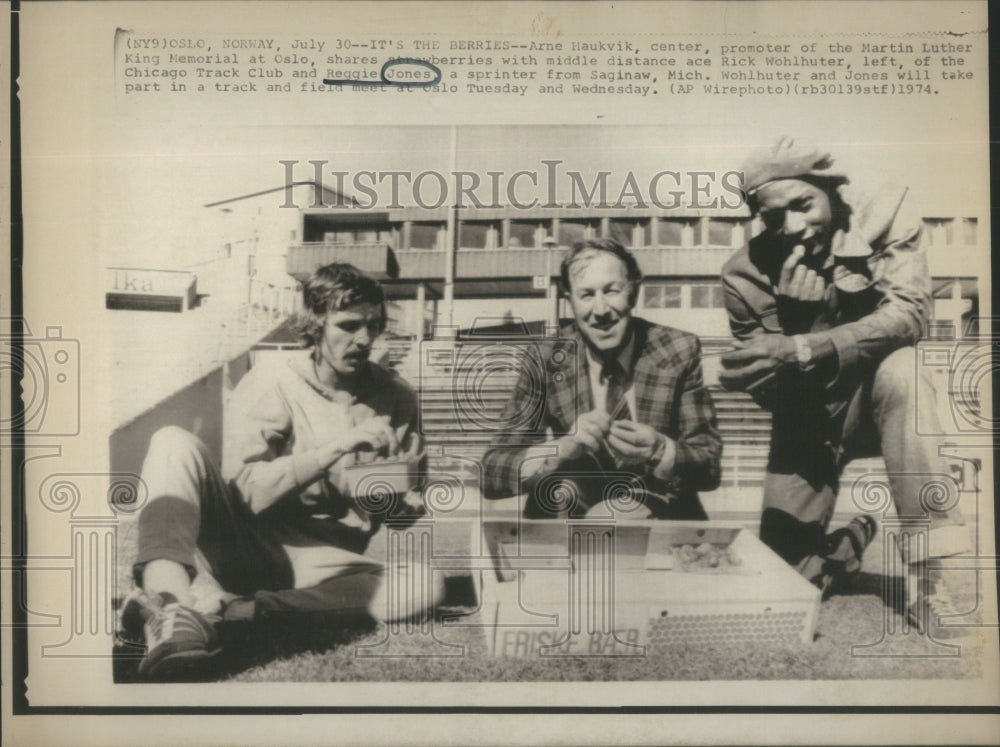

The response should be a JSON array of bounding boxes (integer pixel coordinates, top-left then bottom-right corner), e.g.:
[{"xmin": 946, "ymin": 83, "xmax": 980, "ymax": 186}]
[{"xmin": 123, "ymin": 262, "xmax": 442, "ymax": 679}]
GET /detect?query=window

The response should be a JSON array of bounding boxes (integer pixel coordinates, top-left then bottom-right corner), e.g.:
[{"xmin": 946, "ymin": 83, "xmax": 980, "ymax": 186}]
[
  {"xmin": 707, "ymin": 219, "xmax": 744, "ymax": 247},
  {"xmin": 558, "ymin": 219, "xmax": 597, "ymax": 247},
  {"xmin": 923, "ymin": 218, "xmax": 954, "ymax": 247},
  {"xmin": 658, "ymin": 219, "xmax": 701, "ymax": 246},
  {"xmin": 643, "ymin": 282, "xmax": 683, "ymax": 308},
  {"xmin": 409, "ymin": 222, "xmax": 442, "ymax": 250},
  {"xmin": 658, "ymin": 220, "xmax": 684, "ymax": 246},
  {"xmin": 690, "ymin": 283, "xmax": 725, "ymax": 308},
  {"xmin": 322, "ymin": 226, "xmax": 392, "ymax": 244},
  {"xmin": 707, "ymin": 220, "xmax": 733, "ymax": 246},
  {"xmin": 459, "ymin": 221, "xmax": 496, "ymax": 250},
  {"xmin": 932, "ymin": 278, "xmax": 978, "ymax": 302},
  {"xmin": 608, "ymin": 219, "xmax": 651, "ymax": 247},
  {"xmin": 509, "ymin": 221, "xmax": 539, "ymax": 248}
]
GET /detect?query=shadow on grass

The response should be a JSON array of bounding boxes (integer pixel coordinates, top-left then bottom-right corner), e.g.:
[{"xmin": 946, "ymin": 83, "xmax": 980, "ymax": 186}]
[
  {"xmin": 832, "ymin": 571, "xmax": 907, "ymax": 616},
  {"xmin": 113, "ymin": 574, "xmax": 481, "ymax": 683},
  {"xmin": 113, "ymin": 613, "xmax": 382, "ymax": 683}
]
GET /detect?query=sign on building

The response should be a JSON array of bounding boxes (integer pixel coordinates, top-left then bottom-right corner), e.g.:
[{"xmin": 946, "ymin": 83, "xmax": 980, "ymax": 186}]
[{"xmin": 106, "ymin": 268, "xmax": 197, "ymax": 312}]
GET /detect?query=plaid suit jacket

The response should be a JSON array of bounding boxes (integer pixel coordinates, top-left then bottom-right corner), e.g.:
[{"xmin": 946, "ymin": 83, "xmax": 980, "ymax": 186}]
[{"xmin": 482, "ymin": 317, "xmax": 722, "ymax": 506}]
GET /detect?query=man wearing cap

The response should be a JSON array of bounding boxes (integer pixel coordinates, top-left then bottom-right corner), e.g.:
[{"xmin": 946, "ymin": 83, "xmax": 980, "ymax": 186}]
[
  {"xmin": 719, "ymin": 137, "xmax": 969, "ymax": 638},
  {"xmin": 483, "ymin": 238, "xmax": 722, "ymax": 520}
]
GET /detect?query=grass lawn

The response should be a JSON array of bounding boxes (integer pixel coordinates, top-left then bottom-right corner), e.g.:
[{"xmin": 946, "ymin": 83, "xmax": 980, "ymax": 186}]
[{"xmin": 114, "ymin": 510, "xmax": 987, "ymax": 683}]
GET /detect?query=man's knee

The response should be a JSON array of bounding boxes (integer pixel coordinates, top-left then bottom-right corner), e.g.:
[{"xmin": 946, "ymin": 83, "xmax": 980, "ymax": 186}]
[
  {"xmin": 872, "ymin": 347, "xmax": 918, "ymax": 410},
  {"xmin": 140, "ymin": 426, "xmax": 216, "ymax": 509},
  {"xmin": 147, "ymin": 425, "xmax": 205, "ymax": 458},
  {"xmin": 143, "ymin": 426, "xmax": 213, "ymax": 478}
]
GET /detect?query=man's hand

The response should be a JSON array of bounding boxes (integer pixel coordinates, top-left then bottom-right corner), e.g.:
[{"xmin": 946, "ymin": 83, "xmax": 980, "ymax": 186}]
[
  {"xmin": 606, "ymin": 420, "xmax": 665, "ymax": 466},
  {"xmin": 337, "ymin": 415, "xmax": 400, "ymax": 456},
  {"xmin": 718, "ymin": 336, "xmax": 797, "ymax": 392},
  {"xmin": 776, "ymin": 245, "xmax": 826, "ymax": 301},
  {"xmin": 775, "ymin": 245, "xmax": 827, "ymax": 334},
  {"xmin": 557, "ymin": 409, "xmax": 613, "ymax": 463},
  {"xmin": 391, "ymin": 488, "xmax": 428, "ymax": 524}
]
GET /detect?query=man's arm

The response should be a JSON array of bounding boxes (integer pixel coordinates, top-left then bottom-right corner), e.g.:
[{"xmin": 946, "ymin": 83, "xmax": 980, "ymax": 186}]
[
  {"xmin": 721, "ymin": 273, "xmax": 785, "ymax": 410},
  {"xmin": 665, "ymin": 336, "xmax": 722, "ymax": 492},
  {"xmin": 222, "ymin": 370, "xmax": 341, "ymax": 513},
  {"xmin": 722, "ymin": 273, "xmax": 771, "ymax": 344},
  {"xmin": 481, "ymin": 365, "xmax": 552, "ymax": 499},
  {"xmin": 802, "ymin": 192, "xmax": 930, "ymax": 383},
  {"xmin": 720, "ymin": 190, "xmax": 930, "ymax": 398},
  {"xmin": 222, "ymin": 368, "xmax": 401, "ymax": 513},
  {"xmin": 607, "ymin": 335, "xmax": 722, "ymax": 492}
]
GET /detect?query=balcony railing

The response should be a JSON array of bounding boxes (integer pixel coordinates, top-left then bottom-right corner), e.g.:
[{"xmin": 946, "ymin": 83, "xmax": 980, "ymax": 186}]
[
  {"xmin": 287, "ymin": 242, "xmax": 397, "ymax": 279},
  {"xmin": 287, "ymin": 242, "xmax": 742, "ymax": 281},
  {"xmin": 630, "ymin": 246, "xmax": 738, "ymax": 276}
]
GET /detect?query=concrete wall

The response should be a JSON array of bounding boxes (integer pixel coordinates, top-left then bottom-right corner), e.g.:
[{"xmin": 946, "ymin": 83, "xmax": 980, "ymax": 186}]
[
  {"xmin": 202, "ymin": 190, "xmax": 304, "ymax": 290},
  {"xmin": 109, "ymin": 351, "xmax": 252, "ymax": 478}
]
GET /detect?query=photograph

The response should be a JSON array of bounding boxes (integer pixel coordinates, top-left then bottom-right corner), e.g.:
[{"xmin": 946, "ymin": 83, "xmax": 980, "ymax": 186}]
[
  {"xmin": 4, "ymin": 1, "xmax": 996, "ymax": 744},
  {"xmin": 103, "ymin": 125, "xmax": 992, "ymax": 686}
]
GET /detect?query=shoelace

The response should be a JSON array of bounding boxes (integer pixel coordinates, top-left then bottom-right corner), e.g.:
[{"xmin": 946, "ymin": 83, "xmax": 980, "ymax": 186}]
[
  {"xmin": 156, "ymin": 605, "xmax": 215, "ymax": 642},
  {"xmin": 145, "ymin": 604, "xmax": 176, "ymax": 646}
]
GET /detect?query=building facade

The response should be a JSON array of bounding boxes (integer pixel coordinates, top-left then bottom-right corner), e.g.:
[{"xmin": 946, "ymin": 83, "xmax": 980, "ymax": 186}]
[{"xmin": 284, "ymin": 201, "xmax": 981, "ymax": 342}]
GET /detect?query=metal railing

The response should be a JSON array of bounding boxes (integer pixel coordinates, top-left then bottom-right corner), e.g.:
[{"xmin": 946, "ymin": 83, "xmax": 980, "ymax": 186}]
[
  {"xmin": 249, "ymin": 278, "xmax": 303, "ymax": 318},
  {"xmin": 215, "ymin": 278, "xmax": 302, "ymax": 365},
  {"xmin": 287, "ymin": 242, "xmax": 395, "ymax": 277},
  {"xmin": 287, "ymin": 242, "xmax": 743, "ymax": 281}
]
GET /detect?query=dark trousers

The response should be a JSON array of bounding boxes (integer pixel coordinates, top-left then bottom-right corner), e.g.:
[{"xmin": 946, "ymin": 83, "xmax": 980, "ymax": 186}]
[{"xmin": 760, "ymin": 347, "xmax": 968, "ymax": 573}]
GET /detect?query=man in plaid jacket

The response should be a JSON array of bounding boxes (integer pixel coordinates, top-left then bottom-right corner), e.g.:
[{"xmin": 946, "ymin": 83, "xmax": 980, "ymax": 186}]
[{"xmin": 482, "ymin": 238, "xmax": 721, "ymax": 519}]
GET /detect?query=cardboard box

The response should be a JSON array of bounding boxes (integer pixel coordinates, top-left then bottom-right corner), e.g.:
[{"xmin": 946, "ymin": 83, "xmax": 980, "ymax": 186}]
[
  {"xmin": 477, "ymin": 519, "xmax": 821, "ymax": 657},
  {"xmin": 342, "ymin": 458, "xmax": 417, "ymax": 501}
]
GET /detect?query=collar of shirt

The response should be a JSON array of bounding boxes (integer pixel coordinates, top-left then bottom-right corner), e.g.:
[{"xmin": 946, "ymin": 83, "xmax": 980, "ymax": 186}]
[
  {"xmin": 584, "ymin": 327, "xmax": 638, "ymax": 415},
  {"xmin": 585, "ymin": 330, "xmax": 637, "ymax": 381},
  {"xmin": 287, "ymin": 350, "xmax": 370, "ymax": 407},
  {"xmin": 830, "ymin": 222, "xmax": 875, "ymax": 261}
]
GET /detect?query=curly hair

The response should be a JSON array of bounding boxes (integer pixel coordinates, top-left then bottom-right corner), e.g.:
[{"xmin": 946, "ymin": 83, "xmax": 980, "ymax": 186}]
[
  {"xmin": 293, "ymin": 262, "xmax": 387, "ymax": 348},
  {"xmin": 558, "ymin": 238, "xmax": 643, "ymax": 307}
]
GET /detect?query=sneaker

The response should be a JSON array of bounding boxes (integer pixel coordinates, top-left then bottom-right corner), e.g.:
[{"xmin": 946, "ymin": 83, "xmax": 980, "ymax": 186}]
[
  {"xmin": 907, "ymin": 579, "xmax": 967, "ymax": 640},
  {"xmin": 116, "ymin": 588, "xmax": 152, "ymax": 648},
  {"xmin": 138, "ymin": 592, "xmax": 222, "ymax": 680},
  {"xmin": 820, "ymin": 514, "xmax": 878, "ymax": 595}
]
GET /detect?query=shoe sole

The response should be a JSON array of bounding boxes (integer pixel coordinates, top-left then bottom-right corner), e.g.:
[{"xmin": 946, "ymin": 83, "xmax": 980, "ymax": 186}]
[{"xmin": 140, "ymin": 647, "xmax": 223, "ymax": 682}]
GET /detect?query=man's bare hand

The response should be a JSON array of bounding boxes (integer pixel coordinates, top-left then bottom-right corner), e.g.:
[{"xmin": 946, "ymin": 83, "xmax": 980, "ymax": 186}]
[
  {"xmin": 718, "ymin": 336, "xmax": 797, "ymax": 392},
  {"xmin": 776, "ymin": 245, "xmax": 826, "ymax": 301},
  {"xmin": 774, "ymin": 245, "xmax": 828, "ymax": 334},
  {"xmin": 557, "ymin": 409, "xmax": 613, "ymax": 462},
  {"xmin": 607, "ymin": 420, "xmax": 665, "ymax": 466},
  {"xmin": 338, "ymin": 415, "xmax": 400, "ymax": 455},
  {"xmin": 395, "ymin": 488, "xmax": 428, "ymax": 520}
]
